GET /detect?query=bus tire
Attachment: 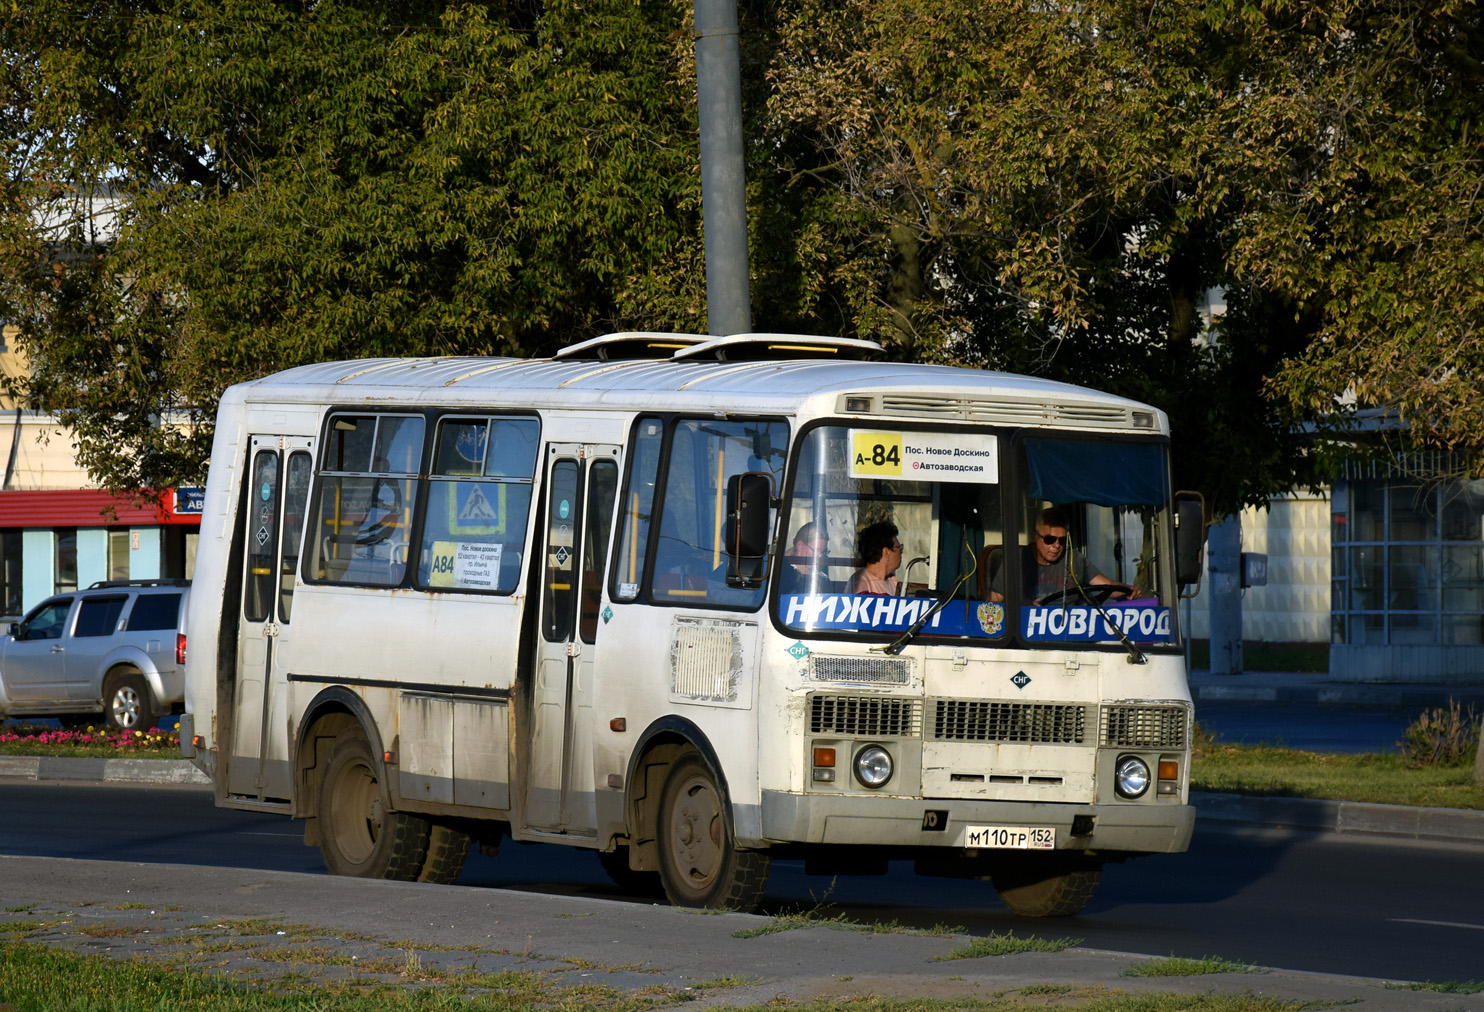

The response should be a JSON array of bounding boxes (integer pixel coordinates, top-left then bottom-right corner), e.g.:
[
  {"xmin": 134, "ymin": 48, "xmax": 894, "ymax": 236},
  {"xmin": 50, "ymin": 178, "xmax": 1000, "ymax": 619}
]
[
  {"xmin": 992, "ymin": 858, "xmax": 1102, "ymax": 917},
  {"xmin": 418, "ymin": 822, "xmax": 471, "ymax": 885},
  {"xmin": 656, "ymin": 754, "xmax": 769, "ymax": 911},
  {"xmin": 317, "ymin": 728, "xmax": 429, "ymax": 880}
]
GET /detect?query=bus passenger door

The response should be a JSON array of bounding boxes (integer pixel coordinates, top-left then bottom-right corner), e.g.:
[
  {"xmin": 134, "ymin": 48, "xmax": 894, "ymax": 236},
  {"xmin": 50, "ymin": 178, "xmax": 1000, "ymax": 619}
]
[
  {"xmin": 227, "ymin": 435, "xmax": 314, "ymax": 802},
  {"xmin": 526, "ymin": 442, "xmax": 620, "ymax": 835}
]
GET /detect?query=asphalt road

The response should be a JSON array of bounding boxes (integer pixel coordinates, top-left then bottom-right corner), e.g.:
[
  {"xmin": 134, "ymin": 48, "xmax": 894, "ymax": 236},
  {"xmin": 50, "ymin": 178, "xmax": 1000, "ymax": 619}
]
[{"xmin": 2, "ymin": 779, "xmax": 1481, "ymax": 984}]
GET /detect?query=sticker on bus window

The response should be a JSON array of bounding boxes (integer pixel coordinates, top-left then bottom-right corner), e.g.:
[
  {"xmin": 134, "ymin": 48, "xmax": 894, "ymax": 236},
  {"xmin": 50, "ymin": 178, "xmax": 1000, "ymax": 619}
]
[
  {"xmin": 428, "ymin": 540, "xmax": 503, "ymax": 590},
  {"xmin": 848, "ymin": 430, "xmax": 997, "ymax": 483},
  {"xmin": 447, "ymin": 482, "xmax": 507, "ymax": 535},
  {"xmin": 1020, "ymin": 604, "xmax": 1173, "ymax": 643}
]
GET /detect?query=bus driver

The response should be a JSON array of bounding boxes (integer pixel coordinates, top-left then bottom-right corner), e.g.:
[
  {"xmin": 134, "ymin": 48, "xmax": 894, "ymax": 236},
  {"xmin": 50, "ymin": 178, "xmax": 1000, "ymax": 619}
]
[{"xmin": 988, "ymin": 507, "xmax": 1126, "ymax": 604}]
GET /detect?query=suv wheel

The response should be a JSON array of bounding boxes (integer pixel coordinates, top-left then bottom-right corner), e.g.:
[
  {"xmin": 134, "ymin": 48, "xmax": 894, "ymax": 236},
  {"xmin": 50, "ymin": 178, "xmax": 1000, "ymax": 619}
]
[{"xmin": 104, "ymin": 673, "xmax": 156, "ymax": 732}]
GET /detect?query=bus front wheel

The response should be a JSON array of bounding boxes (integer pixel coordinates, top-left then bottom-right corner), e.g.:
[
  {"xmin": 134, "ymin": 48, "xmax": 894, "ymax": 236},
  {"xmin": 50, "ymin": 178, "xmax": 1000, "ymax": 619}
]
[
  {"xmin": 656, "ymin": 754, "xmax": 769, "ymax": 911},
  {"xmin": 992, "ymin": 857, "xmax": 1102, "ymax": 917},
  {"xmin": 317, "ymin": 728, "xmax": 430, "ymax": 880}
]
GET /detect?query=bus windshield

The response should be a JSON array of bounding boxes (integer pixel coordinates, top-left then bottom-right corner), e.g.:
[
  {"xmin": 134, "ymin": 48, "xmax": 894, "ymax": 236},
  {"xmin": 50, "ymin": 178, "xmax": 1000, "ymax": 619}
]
[{"xmin": 775, "ymin": 425, "xmax": 1179, "ymax": 649}]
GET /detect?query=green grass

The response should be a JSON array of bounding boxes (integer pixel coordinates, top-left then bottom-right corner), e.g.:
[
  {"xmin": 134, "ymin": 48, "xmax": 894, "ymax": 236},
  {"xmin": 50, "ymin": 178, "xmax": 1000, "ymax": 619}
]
[
  {"xmin": 1385, "ymin": 979, "xmax": 1484, "ymax": 994},
  {"xmin": 1191, "ymin": 738, "xmax": 1484, "ymax": 809},
  {"xmin": 1123, "ymin": 955, "xmax": 1263, "ymax": 977},
  {"xmin": 732, "ymin": 908, "xmax": 960, "ymax": 939},
  {"xmin": 0, "ymin": 940, "xmax": 1350, "ymax": 1011},
  {"xmin": 931, "ymin": 931, "xmax": 1083, "ymax": 960}
]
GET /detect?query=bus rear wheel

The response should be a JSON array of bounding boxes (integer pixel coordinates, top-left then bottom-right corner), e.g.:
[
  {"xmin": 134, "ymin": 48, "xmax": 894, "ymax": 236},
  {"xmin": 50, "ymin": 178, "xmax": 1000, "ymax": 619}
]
[
  {"xmin": 992, "ymin": 857, "xmax": 1102, "ymax": 917},
  {"xmin": 418, "ymin": 822, "xmax": 471, "ymax": 885},
  {"xmin": 656, "ymin": 754, "xmax": 769, "ymax": 911},
  {"xmin": 317, "ymin": 727, "xmax": 429, "ymax": 880}
]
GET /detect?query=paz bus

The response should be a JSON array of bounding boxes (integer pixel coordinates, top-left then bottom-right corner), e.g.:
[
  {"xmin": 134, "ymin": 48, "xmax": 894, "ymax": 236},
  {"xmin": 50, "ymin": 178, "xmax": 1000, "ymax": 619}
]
[{"xmin": 180, "ymin": 331, "xmax": 1203, "ymax": 916}]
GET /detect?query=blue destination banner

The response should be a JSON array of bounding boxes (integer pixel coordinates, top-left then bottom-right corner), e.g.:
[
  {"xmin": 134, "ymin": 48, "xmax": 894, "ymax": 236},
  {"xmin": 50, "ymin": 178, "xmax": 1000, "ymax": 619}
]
[
  {"xmin": 1021, "ymin": 603, "xmax": 1173, "ymax": 643},
  {"xmin": 781, "ymin": 594, "xmax": 1006, "ymax": 639}
]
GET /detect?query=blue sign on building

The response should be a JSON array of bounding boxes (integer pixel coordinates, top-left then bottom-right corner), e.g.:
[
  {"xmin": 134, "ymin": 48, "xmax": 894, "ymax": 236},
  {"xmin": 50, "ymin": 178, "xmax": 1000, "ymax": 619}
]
[{"xmin": 174, "ymin": 486, "xmax": 205, "ymax": 515}]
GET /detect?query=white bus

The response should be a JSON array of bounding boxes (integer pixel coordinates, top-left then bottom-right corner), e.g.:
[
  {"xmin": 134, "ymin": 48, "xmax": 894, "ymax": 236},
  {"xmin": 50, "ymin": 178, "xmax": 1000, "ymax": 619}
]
[{"xmin": 181, "ymin": 332, "xmax": 1204, "ymax": 916}]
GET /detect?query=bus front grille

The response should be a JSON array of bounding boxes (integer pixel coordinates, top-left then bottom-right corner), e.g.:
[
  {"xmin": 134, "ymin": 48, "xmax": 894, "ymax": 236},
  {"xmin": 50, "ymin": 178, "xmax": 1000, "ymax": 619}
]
[
  {"xmin": 809, "ymin": 695, "xmax": 922, "ymax": 738},
  {"xmin": 1100, "ymin": 705, "xmax": 1189, "ymax": 748},
  {"xmin": 809, "ymin": 655, "xmax": 912, "ymax": 684},
  {"xmin": 930, "ymin": 700, "xmax": 1088, "ymax": 744}
]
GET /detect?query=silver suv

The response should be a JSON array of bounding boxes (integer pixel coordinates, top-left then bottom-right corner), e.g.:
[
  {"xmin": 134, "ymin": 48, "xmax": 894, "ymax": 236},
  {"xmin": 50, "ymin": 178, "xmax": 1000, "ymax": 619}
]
[{"xmin": 0, "ymin": 580, "xmax": 190, "ymax": 731}]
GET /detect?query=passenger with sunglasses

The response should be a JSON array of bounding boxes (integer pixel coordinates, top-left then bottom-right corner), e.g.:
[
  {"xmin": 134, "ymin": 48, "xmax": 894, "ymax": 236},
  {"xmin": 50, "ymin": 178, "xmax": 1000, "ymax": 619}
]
[
  {"xmin": 987, "ymin": 507, "xmax": 1125, "ymax": 604},
  {"xmin": 846, "ymin": 520, "xmax": 902, "ymax": 596}
]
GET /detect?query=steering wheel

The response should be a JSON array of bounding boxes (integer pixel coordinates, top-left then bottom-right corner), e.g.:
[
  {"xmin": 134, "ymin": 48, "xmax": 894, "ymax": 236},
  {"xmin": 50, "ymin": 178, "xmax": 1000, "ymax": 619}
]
[{"xmin": 1036, "ymin": 583, "xmax": 1133, "ymax": 607}]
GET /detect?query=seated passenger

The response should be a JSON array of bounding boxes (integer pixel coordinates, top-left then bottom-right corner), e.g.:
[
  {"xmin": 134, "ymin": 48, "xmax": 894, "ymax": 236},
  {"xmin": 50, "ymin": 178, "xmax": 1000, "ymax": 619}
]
[
  {"xmin": 988, "ymin": 507, "xmax": 1125, "ymax": 604},
  {"xmin": 846, "ymin": 521, "xmax": 902, "ymax": 596},
  {"xmin": 778, "ymin": 522, "xmax": 838, "ymax": 596}
]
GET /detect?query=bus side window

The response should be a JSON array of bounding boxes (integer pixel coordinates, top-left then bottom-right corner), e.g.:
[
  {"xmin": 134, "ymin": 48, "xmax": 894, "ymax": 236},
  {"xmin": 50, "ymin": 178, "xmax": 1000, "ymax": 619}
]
[
  {"xmin": 308, "ymin": 413, "xmax": 424, "ymax": 587},
  {"xmin": 611, "ymin": 417, "xmax": 665, "ymax": 603},
  {"xmin": 415, "ymin": 415, "xmax": 538, "ymax": 594},
  {"xmin": 650, "ymin": 417, "xmax": 787, "ymax": 609}
]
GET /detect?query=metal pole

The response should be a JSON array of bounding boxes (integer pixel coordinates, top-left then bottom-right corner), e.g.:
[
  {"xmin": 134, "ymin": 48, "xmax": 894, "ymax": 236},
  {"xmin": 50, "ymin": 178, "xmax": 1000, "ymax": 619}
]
[
  {"xmin": 693, "ymin": 0, "xmax": 751, "ymax": 336},
  {"xmin": 1207, "ymin": 515, "xmax": 1243, "ymax": 675}
]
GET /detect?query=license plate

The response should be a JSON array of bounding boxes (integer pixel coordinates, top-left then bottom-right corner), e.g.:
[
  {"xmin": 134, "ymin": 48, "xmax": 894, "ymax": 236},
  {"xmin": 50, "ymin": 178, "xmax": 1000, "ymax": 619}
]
[{"xmin": 964, "ymin": 825, "xmax": 1055, "ymax": 849}]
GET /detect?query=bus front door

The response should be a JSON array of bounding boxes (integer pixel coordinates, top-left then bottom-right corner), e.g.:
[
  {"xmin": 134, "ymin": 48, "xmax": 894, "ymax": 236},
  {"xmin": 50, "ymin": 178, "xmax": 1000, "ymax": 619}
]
[
  {"xmin": 526, "ymin": 442, "xmax": 620, "ymax": 835},
  {"xmin": 227, "ymin": 435, "xmax": 314, "ymax": 802}
]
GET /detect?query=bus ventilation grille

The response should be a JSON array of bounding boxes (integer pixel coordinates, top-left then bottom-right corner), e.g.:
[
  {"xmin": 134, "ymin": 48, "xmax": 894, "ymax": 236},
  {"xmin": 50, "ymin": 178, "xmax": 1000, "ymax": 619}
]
[
  {"xmin": 809, "ymin": 695, "xmax": 922, "ymax": 738},
  {"xmin": 1100, "ymin": 705, "xmax": 1189, "ymax": 748},
  {"xmin": 930, "ymin": 700, "xmax": 1088, "ymax": 744},
  {"xmin": 809, "ymin": 655, "xmax": 911, "ymax": 684}
]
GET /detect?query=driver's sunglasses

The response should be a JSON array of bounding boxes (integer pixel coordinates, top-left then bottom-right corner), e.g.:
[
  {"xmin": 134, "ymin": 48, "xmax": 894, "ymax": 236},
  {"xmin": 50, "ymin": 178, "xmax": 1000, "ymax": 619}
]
[{"xmin": 1039, "ymin": 534, "xmax": 1067, "ymax": 546}]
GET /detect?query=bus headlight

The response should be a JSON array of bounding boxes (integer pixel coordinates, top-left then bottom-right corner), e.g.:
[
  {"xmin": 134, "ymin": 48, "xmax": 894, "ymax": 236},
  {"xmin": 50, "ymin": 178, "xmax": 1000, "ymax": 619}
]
[
  {"xmin": 853, "ymin": 744, "xmax": 893, "ymax": 788},
  {"xmin": 1113, "ymin": 755, "xmax": 1151, "ymax": 799}
]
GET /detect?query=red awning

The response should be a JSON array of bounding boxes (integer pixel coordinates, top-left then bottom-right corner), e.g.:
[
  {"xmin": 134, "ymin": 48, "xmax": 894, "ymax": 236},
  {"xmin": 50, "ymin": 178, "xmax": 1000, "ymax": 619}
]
[{"xmin": 0, "ymin": 489, "xmax": 201, "ymax": 528}]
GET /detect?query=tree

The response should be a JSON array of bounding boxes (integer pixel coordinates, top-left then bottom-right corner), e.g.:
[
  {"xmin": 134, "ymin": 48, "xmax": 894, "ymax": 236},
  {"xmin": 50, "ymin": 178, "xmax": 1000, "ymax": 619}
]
[
  {"xmin": 761, "ymin": 0, "xmax": 1484, "ymax": 515},
  {"xmin": 0, "ymin": 0, "xmax": 705, "ymax": 490}
]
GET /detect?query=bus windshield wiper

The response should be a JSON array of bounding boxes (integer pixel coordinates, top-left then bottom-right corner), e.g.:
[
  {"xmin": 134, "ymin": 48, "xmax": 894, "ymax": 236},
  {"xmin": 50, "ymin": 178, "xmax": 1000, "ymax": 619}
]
[{"xmin": 881, "ymin": 569, "xmax": 972, "ymax": 656}]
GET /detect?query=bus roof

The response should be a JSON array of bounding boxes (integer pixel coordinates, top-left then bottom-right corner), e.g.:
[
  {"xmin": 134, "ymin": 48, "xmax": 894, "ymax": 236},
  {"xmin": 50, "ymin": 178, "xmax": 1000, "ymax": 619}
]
[{"xmin": 227, "ymin": 335, "xmax": 1167, "ymax": 435}]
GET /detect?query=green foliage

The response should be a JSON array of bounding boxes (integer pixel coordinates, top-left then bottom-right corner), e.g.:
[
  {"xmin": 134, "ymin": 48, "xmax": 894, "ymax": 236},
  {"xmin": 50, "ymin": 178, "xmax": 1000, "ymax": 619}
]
[
  {"xmin": 4, "ymin": 0, "xmax": 1482, "ymax": 505},
  {"xmin": 1398, "ymin": 699, "xmax": 1482, "ymax": 769},
  {"xmin": 0, "ymin": 0, "xmax": 706, "ymax": 490}
]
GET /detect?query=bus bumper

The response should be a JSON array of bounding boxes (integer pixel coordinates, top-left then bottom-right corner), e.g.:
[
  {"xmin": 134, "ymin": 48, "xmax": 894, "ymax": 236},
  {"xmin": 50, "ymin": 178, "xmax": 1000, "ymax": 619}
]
[{"xmin": 757, "ymin": 790, "xmax": 1195, "ymax": 854}]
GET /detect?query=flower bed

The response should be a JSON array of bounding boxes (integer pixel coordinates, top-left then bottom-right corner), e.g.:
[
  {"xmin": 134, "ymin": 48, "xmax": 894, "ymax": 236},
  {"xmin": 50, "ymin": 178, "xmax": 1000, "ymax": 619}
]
[{"xmin": 0, "ymin": 722, "xmax": 181, "ymax": 758}]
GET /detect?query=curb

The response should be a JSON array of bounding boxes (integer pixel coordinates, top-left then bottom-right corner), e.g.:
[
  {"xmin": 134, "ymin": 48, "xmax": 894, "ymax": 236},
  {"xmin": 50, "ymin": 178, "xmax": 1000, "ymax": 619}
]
[
  {"xmin": 1193, "ymin": 790, "xmax": 1484, "ymax": 844},
  {"xmin": 0, "ymin": 756, "xmax": 209, "ymax": 785}
]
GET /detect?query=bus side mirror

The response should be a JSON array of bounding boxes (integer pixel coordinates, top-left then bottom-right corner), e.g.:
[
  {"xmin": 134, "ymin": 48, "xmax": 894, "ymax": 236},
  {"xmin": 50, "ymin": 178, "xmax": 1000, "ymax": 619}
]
[
  {"xmin": 1174, "ymin": 492, "xmax": 1205, "ymax": 594},
  {"xmin": 725, "ymin": 472, "xmax": 772, "ymax": 588}
]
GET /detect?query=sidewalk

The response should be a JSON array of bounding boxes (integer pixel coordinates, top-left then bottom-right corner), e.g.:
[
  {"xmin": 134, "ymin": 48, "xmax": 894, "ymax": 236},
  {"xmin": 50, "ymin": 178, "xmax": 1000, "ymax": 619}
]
[{"xmin": 1187, "ymin": 667, "xmax": 1484, "ymax": 706}]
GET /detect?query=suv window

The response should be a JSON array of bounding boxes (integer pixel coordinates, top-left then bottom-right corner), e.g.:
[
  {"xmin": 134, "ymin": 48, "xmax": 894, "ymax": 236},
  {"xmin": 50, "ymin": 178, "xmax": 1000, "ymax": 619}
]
[
  {"xmin": 19, "ymin": 598, "xmax": 72, "ymax": 640},
  {"xmin": 75, "ymin": 596, "xmax": 129, "ymax": 637},
  {"xmin": 126, "ymin": 593, "xmax": 183, "ymax": 631}
]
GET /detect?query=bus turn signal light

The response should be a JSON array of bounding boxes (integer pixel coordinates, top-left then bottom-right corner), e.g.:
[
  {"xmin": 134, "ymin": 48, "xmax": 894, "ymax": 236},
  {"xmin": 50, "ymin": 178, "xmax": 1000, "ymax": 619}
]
[
  {"xmin": 813, "ymin": 747, "xmax": 836, "ymax": 767},
  {"xmin": 1158, "ymin": 759, "xmax": 1179, "ymax": 781}
]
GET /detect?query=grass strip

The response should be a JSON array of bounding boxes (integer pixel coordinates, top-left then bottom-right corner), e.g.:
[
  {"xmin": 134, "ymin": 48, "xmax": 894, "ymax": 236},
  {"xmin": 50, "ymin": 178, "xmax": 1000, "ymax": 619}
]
[
  {"xmin": 932, "ymin": 931, "xmax": 1082, "ymax": 960},
  {"xmin": 1122, "ymin": 955, "xmax": 1263, "ymax": 977},
  {"xmin": 1191, "ymin": 742, "xmax": 1484, "ymax": 810},
  {"xmin": 1385, "ymin": 979, "xmax": 1484, "ymax": 994},
  {"xmin": 0, "ymin": 940, "xmax": 1347, "ymax": 1011}
]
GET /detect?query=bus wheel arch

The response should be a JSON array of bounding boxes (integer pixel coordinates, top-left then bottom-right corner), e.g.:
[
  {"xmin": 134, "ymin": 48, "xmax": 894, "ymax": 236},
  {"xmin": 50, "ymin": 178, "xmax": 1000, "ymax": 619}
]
[{"xmin": 625, "ymin": 718, "xmax": 769, "ymax": 911}]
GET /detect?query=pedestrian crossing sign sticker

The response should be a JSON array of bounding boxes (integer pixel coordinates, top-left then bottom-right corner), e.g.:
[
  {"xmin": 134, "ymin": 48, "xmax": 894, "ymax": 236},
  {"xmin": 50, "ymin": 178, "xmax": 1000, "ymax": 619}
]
[{"xmin": 447, "ymin": 481, "xmax": 506, "ymax": 535}]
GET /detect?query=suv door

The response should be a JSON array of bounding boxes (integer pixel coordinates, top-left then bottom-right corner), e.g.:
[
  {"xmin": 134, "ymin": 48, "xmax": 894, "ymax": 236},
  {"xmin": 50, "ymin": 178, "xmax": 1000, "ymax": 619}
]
[
  {"xmin": 65, "ymin": 594, "xmax": 131, "ymax": 703},
  {"xmin": 1, "ymin": 597, "xmax": 77, "ymax": 703}
]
